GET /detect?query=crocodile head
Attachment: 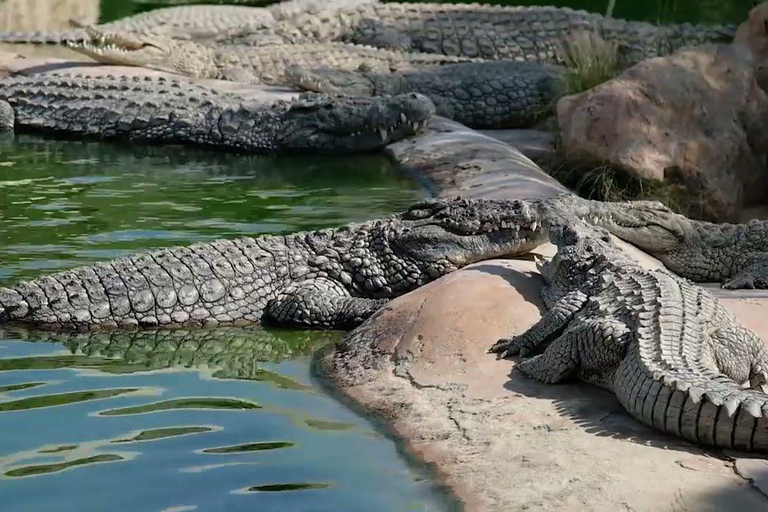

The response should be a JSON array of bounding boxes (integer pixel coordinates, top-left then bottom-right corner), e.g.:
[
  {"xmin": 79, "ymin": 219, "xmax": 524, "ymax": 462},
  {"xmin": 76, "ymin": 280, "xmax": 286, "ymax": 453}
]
[
  {"xmin": 67, "ymin": 25, "xmax": 218, "ymax": 78},
  {"xmin": 388, "ymin": 197, "xmax": 545, "ymax": 269},
  {"xmin": 285, "ymin": 65, "xmax": 376, "ymax": 95},
  {"xmin": 554, "ymin": 194, "xmax": 687, "ymax": 255},
  {"xmin": 537, "ymin": 220, "xmax": 629, "ymax": 304},
  {"xmin": 277, "ymin": 92, "xmax": 434, "ymax": 152}
]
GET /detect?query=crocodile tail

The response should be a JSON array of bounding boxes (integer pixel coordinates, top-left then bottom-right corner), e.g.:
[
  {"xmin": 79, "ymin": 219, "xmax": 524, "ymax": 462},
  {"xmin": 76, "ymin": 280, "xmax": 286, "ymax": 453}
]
[
  {"xmin": 0, "ymin": 287, "xmax": 29, "ymax": 322},
  {"xmin": 615, "ymin": 350, "xmax": 768, "ymax": 453}
]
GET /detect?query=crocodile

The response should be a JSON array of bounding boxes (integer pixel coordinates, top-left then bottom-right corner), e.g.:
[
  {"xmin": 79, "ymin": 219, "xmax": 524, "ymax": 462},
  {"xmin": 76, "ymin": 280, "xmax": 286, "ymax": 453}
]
[
  {"xmin": 286, "ymin": 61, "xmax": 565, "ymax": 129},
  {"xmin": 0, "ymin": 197, "xmax": 544, "ymax": 332},
  {"xmin": 217, "ymin": 3, "xmax": 735, "ymax": 66},
  {"xmin": 0, "ymin": 73, "xmax": 434, "ymax": 154},
  {"xmin": 490, "ymin": 216, "xmax": 768, "ymax": 453},
  {"xmin": 554, "ymin": 194, "xmax": 768, "ymax": 290},
  {"xmin": 67, "ymin": 25, "xmax": 478, "ymax": 86},
  {"xmin": 0, "ymin": 0, "xmax": 378, "ymax": 44}
]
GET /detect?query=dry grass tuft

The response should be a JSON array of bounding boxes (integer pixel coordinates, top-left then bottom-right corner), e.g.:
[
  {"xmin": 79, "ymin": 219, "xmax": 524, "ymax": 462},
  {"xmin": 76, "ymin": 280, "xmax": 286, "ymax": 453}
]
[{"xmin": 557, "ymin": 30, "xmax": 621, "ymax": 96}]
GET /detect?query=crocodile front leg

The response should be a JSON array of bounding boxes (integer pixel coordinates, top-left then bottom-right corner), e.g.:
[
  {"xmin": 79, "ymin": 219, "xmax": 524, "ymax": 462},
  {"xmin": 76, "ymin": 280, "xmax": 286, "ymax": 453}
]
[
  {"xmin": 515, "ymin": 318, "xmax": 630, "ymax": 387},
  {"xmin": 264, "ymin": 277, "xmax": 388, "ymax": 329},
  {"xmin": 490, "ymin": 290, "xmax": 588, "ymax": 358},
  {"xmin": 723, "ymin": 256, "xmax": 768, "ymax": 289}
]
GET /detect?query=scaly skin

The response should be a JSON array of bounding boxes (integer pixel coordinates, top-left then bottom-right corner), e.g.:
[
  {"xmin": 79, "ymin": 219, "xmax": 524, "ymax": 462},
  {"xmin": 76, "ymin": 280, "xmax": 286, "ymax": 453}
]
[
  {"xmin": 67, "ymin": 25, "xmax": 479, "ymax": 86},
  {"xmin": 0, "ymin": 73, "xmax": 434, "ymax": 154},
  {"xmin": 221, "ymin": 3, "xmax": 735, "ymax": 66},
  {"xmin": 286, "ymin": 61, "xmax": 565, "ymax": 129},
  {"xmin": 0, "ymin": 198, "xmax": 545, "ymax": 332},
  {"xmin": 555, "ymin": 194, "xmax": 768, "ymax": 289},
  {"xmin": 0, "ymin": 0, "xmax": 377, "ymax": 43},
  {"xmin": 491, "ymin": 217, "xmax": 768, "ymax": 453}
]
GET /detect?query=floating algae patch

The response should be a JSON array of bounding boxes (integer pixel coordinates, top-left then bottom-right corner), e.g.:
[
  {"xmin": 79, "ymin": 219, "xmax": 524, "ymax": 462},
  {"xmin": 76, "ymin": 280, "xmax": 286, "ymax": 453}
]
[
  {"xmin": 38, "ymin": 445, "xmax": 78, "ymax": 454},
  {"xmin": 100, "ymin": 397, "xmax": 260, "ymax": 416},
  {"xmin": 303, "ymin": 418, "xmax": 355, "ymax": 431},
  {"xmin": 250, "ymin": 368, "xmax": 311, "ymax": 391},
  {"xmin": 112, "ymin": 426, "xmax": 214, "ymax": 443},
  {"xmin": 4, "ymin": 454, "xmax": 125, "ymax": 478},
  {"xmin": 0, "ymin": 382, "xmax": 45, "ymax": 393},
  {"xmin": 0, "ymin": 388, "xmax": 139, "ymax": 412},
  {"xmin": 202, "ymin": 441, "xmax": 294, "ymax": 454},
  {"xmin": 0, "ymin": 355, "xmax": 149, "ymax": 374},
  {"xmin": 247, "ymin": 482, "xmax": 330, "ymax": 492}
]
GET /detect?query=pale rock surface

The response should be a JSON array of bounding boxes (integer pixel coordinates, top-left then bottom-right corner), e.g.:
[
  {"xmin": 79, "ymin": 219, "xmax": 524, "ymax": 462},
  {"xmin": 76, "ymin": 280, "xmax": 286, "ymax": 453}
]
[
  {"xmin": 557, "ymin": 43, "xmax": 768, "ymax": 222},
  {"xmin": 324, "ymin": 243, "xmax": 768, "ymax": 511},
  {"xmin": 734, "ymin": 1, "xmax": 768, "ymax": 90}
]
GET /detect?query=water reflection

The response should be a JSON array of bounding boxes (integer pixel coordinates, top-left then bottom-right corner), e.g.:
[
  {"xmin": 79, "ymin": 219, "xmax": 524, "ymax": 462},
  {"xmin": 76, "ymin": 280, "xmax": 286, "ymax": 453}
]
[{"xmin": 0, "ymin": 133, "xmax": 454, "ymax": 511}]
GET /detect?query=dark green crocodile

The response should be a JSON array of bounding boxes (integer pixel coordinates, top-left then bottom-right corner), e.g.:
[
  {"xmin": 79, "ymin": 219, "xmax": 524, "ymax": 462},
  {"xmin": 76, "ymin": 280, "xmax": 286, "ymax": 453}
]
[
  {"xmin": 491, "ymin": 215, "xmax": 768, "ymax": 453},
  {"xmin": 0, "ymin": 198, "xmax": 544, "ymax": 331},
  {"xmin": 286, "ymin": 61, "xmax": 566, "ymax": 129},
  {"xmin": 555, "ymin": 194, "xmax": 768, "ymax": 290},
  {"xmin": 218, "ymin": 2, "xmax": 735, "ymax": 66},
  {"xmin": 0, "ymin": 73, "xmax": 434, "ymax": 154}
]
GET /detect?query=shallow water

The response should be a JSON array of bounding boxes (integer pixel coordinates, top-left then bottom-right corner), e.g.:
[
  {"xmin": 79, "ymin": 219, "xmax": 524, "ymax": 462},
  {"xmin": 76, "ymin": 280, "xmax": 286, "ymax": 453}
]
[{"xmin": 0, "ymin": 135, "xmax": 459, "ymax": 511}]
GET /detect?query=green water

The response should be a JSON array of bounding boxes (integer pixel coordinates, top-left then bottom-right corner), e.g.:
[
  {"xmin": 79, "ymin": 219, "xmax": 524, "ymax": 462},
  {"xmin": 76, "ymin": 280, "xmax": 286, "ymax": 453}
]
[
  {"xmin": 0, "ymin": 135, "xmax": 460, "ymax": 511},
  {"xmin": 99, "ymin": 0, "xmax": 755, "ymax": 25}
]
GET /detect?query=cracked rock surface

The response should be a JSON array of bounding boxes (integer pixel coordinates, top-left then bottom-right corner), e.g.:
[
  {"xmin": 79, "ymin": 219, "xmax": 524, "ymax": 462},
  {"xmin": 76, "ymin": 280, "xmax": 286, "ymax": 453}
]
[{"xmin": 322, "ymin": 252, "xmax": 768, "ymax": 511}]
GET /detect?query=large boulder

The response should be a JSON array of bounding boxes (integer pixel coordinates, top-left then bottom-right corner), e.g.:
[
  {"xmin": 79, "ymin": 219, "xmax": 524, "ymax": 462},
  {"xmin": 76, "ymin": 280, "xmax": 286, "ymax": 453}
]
[
  {"xmin": 557, "ymin": 44, "xmax": 768, "ymax": 221},
  {"xmin": 324, "ymin": 253, "xmax": 768, "ymax": 511},
  {"xmin": 734, "ymin": 1, "xmax": 768, "ymax": 89}
]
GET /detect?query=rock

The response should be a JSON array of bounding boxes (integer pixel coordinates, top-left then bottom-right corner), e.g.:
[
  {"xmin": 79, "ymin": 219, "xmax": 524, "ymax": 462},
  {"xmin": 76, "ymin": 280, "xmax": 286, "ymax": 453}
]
[
  {"xmin": 325, "ymin": 255, "xmax": 768, "ymax": 511},
  {"xmin": 734, "ymin": 1, "xmax": 768, "ymax": 90},
  {"xmin": 734, "ymin": 457, "xmax": 768, "ymax": 499},
  {"xmin": 557, "ymin": 44, "xmax": 768, "ymax": 221}
]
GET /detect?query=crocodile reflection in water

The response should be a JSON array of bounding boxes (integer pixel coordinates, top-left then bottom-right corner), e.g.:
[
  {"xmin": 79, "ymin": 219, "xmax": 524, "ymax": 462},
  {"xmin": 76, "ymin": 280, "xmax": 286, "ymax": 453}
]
[{"xmin": 2, "ymin": 326, "xmax": 335, "ymax": 382}]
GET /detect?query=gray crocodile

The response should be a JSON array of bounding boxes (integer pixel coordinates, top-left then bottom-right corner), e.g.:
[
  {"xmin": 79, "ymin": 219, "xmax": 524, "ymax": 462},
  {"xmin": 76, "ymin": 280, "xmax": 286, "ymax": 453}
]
[
  {"xmin": 220, "ymin": 2, "xmax": 735, "ymax": 66},
  {"xmin": 491, "ymin": 217, "xmax": 768, "ymax": 453},
  {"xmin": 0, "ymin": 0, "xmax": 378, "ymax": 44},
  {"xmin": 286, "ymin": 61, "xmax": 565, "ymax": 129},
  {"xmin": 67, "ymin": 25, "xmax": 478, "ymax": 86},
  {"xmin": 0, "ymin": 198, "xmax": 544, "ymax": 332},
  {"xmin": 0, "ymin": 73, "xmax": 434, "ymax": 154},
  {"xmin": 555, "ymin": 195, "xmax": 768, "ymax": 290}
]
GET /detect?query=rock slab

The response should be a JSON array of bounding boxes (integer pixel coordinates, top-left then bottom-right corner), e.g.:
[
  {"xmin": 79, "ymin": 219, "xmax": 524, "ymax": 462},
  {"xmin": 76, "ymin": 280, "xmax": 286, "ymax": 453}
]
[
  {"xmin": 557, "ymin": 43, "xmax": 768, "ymax": 221},
  {"xmin": 325, "ymin": 257, "xmax": 768, "ymax": 511}
]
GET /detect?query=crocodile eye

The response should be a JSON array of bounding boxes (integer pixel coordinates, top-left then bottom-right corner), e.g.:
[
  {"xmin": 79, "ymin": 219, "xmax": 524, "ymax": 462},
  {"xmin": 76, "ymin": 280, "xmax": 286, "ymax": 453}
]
[{"xmin": 402, "ymin": 208, "xmax": 432, "ymax": 220}]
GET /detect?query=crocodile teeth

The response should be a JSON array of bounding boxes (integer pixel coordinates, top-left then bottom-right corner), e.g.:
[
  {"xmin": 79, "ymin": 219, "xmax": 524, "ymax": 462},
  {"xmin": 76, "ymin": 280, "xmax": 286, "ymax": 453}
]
[
  {"xmin": 744, "ymin": 400, "xmax": 763, "ymax": 418},
  {"xmin": 688, "ymin": 387, "xmax": 704, "ymax": 403},
  {"xmin": 724, "ymin": 397, "xmax": 740, "ymax": 417},
  {"xmin": 399, "ymin": 113, "xmax": 407, "ymax": 123},
  {"xmin": 379, "ymin": 128, "xmax": 387, "ymax": 140}
]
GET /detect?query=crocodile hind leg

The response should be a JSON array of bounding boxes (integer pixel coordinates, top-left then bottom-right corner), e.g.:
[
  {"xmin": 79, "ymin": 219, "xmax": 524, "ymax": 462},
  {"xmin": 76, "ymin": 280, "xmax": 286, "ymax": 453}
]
[
  {"xmin": 722, "ymin": 257, "xmax": 768, "ymax": 289},
  {"xmin": 0, "ymin": 100, "xmax": 14, "ymax": 131},
  {"xmin": 264, "ymin": 277, "xmax": 388, "ymax": 329},
  {"xmin": 515, "ymin": 318, "xmax": 630, "ymax": 387},
  {"xmin": 489, "ymin": 290, "xmax": 588, "ymax": 358}
]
